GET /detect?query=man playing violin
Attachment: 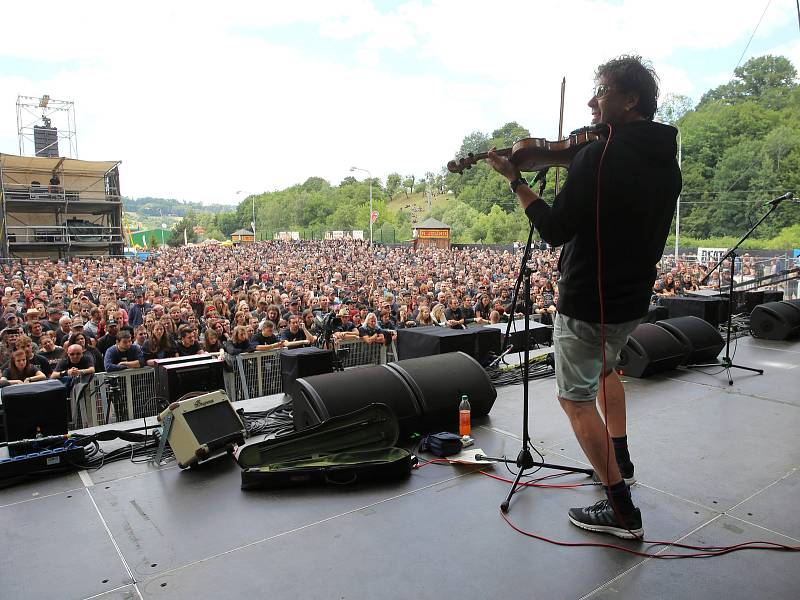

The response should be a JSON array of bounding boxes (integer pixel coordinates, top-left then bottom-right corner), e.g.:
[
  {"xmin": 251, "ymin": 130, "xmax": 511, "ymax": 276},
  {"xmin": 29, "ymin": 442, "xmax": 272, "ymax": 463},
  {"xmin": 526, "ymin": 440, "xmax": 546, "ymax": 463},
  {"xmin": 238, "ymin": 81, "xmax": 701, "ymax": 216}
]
[{"xmin": 488, "ymin": 55, "xmax": 681, "ymax": 539}]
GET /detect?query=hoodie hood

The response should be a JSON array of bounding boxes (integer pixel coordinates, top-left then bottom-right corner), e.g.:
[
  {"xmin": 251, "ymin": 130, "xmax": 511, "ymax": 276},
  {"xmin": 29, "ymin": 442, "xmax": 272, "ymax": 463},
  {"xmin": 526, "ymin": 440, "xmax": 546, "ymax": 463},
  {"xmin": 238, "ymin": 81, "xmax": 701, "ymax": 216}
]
[{"xmin": 614, "ymin": 120, "xmax": 678, "ymax": 166}]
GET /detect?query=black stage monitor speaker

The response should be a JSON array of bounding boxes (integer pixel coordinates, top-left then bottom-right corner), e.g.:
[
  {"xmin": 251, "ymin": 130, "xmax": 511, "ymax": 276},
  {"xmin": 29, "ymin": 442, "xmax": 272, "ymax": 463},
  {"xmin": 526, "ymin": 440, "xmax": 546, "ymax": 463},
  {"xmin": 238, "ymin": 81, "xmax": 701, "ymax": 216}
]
[
  {"xmin": 293, "ymin": 351, "xmax": 496, "ymax": 436},
  {"xmin": 293, "ymin": 365, "xmax": 419, "ymax": 433},
  {"xmin": 658, "ymin": 296, "xmax": 728, "ymax": 327},
  {"xmin": 156, "ymin": 358, "xmax": 226, "ymax": 406},
  {"xmin": 483, "ymin": 319, "xmax": 552, "ymax": 349},
  {"xmin": 655, "ymin": 316, "xmax": 725, "ymax": 364},
  {"xmin": 1, "ymin": 380, "xmax": 68, "ymax": 443},
  {"xmin": 616, "ymin": 323, "xmax": 687, "ymax": 378},
  {"xmin": 386, "ymin": 352, "xmax": 496, "ymax": 432},
  {"xmin": 396, "ymin": 326, "xmax": 501, "ymax": 362},
  {"xmin": 750, "ymin": 301, "xmax": 800, "ymax": 340},
  {"xmin": 280, "ymin": 347, "xmax": 333, "ymax": 399}
]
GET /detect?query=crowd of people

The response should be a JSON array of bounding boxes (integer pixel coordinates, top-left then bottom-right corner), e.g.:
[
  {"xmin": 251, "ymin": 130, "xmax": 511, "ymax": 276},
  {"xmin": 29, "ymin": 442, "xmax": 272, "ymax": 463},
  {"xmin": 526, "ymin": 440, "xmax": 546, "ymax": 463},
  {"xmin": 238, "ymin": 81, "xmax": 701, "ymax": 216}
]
[{"xmin": 0, "ymin": 239, "xmax": 794, "ymax": 388}]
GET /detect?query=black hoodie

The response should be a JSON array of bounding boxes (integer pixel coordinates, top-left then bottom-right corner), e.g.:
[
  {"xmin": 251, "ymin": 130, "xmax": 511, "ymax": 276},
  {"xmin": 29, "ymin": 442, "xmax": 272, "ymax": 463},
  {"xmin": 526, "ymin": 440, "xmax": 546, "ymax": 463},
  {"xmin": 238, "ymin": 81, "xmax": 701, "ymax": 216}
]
[{"xmin": 526, "ymin": 120, "xmax": 681, "ymax": 323}]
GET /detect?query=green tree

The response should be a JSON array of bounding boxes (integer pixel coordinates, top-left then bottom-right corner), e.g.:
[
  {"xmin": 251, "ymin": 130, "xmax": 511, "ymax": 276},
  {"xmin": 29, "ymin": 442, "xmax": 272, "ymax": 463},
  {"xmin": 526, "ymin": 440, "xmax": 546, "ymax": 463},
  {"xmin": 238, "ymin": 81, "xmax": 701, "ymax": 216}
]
[
  {"xmin": 385, "ymin": 173, "xmax": 402, "ymax": 201},
  {"xmin": 699, "ymin": 55, "xmax": 797, "ymax": 108},
  {"xmin": 656, "ymin": 93, "xmax": 694, "ymax": 125},
  {"xmin": 402, "ymin": 175, "xmax": 415, "ymax": 198},
  {"xmin": 167, "ymin": 212, "xmax": 198, "ymax": 247},
  {"xmin": 489, "ymin": 122, "xmax": 530, "ymax": 148}
]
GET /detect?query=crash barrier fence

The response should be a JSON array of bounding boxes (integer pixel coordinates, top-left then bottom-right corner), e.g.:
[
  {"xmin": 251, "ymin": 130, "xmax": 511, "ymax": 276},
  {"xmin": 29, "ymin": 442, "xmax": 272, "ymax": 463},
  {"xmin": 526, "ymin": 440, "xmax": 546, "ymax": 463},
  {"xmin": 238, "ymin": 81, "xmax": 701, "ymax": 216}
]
[{"xmin": 69, "ymin": 338, "xmax": 396, "ymax": 428}]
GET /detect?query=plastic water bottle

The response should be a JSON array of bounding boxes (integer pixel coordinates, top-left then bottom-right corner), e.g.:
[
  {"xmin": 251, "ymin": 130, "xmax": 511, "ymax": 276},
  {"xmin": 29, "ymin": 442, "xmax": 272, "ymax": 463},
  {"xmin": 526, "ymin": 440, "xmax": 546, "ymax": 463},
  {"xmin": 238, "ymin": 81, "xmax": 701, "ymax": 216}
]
[{"xmin": 459, "ymin": 394, "xmax": 471, "ymax": 437}]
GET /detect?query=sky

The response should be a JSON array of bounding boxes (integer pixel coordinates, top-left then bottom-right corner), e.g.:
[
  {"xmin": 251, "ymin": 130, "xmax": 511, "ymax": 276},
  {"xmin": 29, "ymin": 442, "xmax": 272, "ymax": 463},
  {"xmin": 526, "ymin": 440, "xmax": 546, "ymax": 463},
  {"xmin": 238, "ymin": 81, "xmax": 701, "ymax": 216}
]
[{"xmin": 0, "ymin": 0, "xmax": 798, "ymax": 205}]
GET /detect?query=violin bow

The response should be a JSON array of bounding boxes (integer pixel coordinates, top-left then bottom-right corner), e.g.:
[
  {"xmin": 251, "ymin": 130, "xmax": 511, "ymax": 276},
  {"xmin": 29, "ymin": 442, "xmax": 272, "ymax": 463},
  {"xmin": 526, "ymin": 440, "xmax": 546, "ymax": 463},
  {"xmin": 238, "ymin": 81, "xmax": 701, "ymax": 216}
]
[{"xmin": 554, "ymin": 76, "xmax": 566, "ymax": 196}]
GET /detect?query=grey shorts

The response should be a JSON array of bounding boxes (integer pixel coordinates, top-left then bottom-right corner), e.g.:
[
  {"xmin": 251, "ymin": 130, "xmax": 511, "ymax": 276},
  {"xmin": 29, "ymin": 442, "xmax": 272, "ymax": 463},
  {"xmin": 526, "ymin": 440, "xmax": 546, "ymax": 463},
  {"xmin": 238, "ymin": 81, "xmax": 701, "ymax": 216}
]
[{"xmin": 553, "ymin": 313, "xmax": 641, "ymax": 402}]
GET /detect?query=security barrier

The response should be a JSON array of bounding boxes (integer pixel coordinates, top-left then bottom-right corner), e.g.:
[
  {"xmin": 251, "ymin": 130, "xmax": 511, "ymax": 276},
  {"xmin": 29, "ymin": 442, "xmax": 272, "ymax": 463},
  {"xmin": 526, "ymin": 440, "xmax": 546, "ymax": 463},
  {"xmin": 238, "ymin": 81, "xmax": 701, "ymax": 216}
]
[{"xmin": 68, "ymin": 339, "xmax": 398, "ymax": 426}]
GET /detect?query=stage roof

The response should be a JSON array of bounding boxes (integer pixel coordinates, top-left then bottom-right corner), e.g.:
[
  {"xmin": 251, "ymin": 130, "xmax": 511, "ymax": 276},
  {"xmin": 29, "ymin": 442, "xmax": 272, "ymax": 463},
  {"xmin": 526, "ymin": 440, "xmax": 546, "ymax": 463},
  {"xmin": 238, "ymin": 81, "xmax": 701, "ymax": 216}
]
[{"xmin": 0, "ymin": 153, "xmax": 120, "ymax": 176}]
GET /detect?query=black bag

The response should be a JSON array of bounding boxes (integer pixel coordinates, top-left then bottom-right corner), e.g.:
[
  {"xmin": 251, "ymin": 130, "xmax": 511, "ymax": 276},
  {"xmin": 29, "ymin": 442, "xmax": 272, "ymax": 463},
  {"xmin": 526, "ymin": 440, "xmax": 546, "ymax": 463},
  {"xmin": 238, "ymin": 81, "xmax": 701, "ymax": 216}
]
[
  {"xmin": 237, "ymin": 403, "xmax": 413, "ymax": 490},
  {"xmin": 419, "ymin": 432, "xmax": 463, "ymax": 457}
]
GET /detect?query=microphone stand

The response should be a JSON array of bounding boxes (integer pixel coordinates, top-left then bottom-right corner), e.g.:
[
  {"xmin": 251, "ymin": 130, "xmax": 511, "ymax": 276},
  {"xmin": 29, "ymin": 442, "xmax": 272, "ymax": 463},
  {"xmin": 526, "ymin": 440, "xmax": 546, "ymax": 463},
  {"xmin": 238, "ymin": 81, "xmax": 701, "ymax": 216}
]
[
  {"xmin": 480, "ymin": 172, "xmax": 593, "ymax": 513},
  {"xmin": 501, "ymin": 169, "xmax": 548, "ymax": 354},
  {"xmin": 688, "ymin": 193, "xmax": 792, "ymax": 384}
]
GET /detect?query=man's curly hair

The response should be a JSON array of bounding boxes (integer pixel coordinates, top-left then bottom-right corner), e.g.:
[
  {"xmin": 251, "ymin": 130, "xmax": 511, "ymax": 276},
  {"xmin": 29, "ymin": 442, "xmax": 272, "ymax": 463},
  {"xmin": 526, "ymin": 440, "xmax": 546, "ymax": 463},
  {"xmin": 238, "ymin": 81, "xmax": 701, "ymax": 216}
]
[{"xmin": 596, "ymin": 55, "xmax": 659, "ymax": 121}]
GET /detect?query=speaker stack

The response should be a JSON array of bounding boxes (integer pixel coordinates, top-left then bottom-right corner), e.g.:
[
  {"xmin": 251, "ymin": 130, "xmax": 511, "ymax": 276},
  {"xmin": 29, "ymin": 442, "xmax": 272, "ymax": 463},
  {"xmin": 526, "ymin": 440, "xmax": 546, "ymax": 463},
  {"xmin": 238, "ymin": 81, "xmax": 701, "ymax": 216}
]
[
  {"xmin": 1, "ymin": 380, "xmax": 69, "ymax": 443},
  {"xmin": 616, "ymin": 316, "xmax": 725, "ymax": 378},
  {"xmin": 655, "ymin": 316, "xmax": 725, "ymax": 364},
  {"xmin": 291, "ymin": 351, "xmax": 496, "ymax": 436},
  {"xmin": 750, "ymin": 301, "xmax": 800, "ymax": 340},
  {"xmin": 396, "ymin": 326, "xmax": 501, "ymax": 362},
  {"xmin": 658, "ymin": 296, "xmax": 728, "ymax": 327},
  {"xmin": 280, "ymin": 347, "xmax": 334, "ymax": 400}
]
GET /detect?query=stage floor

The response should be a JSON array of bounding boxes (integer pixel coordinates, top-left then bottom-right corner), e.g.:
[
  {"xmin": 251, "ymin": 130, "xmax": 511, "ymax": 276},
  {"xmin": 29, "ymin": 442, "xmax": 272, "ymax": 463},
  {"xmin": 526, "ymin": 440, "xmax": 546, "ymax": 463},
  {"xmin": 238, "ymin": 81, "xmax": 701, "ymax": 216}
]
[{"xmin": 2, "ymin": 335, "xmax": 799, "ymax": 599}]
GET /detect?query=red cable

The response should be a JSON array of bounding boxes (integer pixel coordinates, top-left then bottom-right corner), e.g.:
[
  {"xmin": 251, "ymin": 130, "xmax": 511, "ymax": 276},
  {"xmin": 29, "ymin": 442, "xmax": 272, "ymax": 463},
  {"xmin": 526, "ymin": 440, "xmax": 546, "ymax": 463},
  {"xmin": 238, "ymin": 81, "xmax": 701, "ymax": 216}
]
[
  {"xmin": 499, "ymin": 507, "xmax": 800, "ymax": 559},
  {"xmin": 413, "ymin": 459, "xmax": 800, "ymax": 557}
]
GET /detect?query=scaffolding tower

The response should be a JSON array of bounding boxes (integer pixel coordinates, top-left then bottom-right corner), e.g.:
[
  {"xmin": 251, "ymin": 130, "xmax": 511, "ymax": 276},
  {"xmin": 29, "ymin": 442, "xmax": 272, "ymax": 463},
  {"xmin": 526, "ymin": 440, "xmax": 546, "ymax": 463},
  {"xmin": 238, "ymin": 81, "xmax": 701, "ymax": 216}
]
[{"xmin": 16, "ymin": 94, "xmax": 78, "ymax": 159}]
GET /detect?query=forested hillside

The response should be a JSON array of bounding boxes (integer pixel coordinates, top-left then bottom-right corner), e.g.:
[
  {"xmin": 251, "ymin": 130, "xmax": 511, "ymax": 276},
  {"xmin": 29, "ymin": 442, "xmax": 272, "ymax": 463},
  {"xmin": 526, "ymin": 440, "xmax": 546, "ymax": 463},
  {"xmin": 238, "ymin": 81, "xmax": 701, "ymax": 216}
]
[{"xmin": 155, "ymin": 55, "xmax": 800, "ymax": 248}]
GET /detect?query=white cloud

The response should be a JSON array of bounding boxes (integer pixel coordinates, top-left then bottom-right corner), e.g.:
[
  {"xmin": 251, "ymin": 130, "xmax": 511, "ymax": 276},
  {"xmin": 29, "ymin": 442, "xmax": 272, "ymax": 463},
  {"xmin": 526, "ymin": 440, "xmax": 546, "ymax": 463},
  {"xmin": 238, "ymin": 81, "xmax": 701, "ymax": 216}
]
[{"xmin": 0, "ymin": 0, "xmax": 795, "ymax": 203}]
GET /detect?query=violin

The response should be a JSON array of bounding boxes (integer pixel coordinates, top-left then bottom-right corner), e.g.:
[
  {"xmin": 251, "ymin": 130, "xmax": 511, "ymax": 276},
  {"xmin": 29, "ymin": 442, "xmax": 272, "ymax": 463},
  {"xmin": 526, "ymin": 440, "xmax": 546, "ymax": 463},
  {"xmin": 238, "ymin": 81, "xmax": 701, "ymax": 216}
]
[{"xmin": 447, "ymin": 125, "xmax": 607, "ymax": 175}]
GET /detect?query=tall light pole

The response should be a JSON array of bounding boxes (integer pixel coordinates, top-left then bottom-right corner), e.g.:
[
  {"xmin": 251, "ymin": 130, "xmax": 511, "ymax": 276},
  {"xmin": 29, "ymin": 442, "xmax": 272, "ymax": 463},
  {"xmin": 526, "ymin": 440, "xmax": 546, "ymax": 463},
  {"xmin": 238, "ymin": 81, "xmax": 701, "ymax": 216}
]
[
  {"xmin": 674, "ymin": 128, "xmax": 682, "ymax": 262},
  {"xmin": 350, "ymin": 166, "xmax": 373, "ymax": 245}
]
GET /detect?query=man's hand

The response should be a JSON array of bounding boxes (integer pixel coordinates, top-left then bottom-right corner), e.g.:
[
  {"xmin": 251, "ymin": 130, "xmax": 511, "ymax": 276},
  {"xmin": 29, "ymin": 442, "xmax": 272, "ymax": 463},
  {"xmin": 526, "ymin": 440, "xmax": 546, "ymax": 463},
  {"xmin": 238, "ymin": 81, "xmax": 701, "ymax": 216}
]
[{"xmin": 486, "ymin": 147, "xmax": 520, "ymax": 182}]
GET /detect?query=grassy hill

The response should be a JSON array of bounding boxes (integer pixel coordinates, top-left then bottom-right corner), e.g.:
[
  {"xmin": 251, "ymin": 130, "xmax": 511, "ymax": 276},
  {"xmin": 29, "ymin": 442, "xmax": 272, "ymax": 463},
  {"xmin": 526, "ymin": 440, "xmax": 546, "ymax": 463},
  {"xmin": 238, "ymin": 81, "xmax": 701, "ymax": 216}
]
[{"xmin": 386, "ymin": 191, "xmax": 452, "ymax": 225}]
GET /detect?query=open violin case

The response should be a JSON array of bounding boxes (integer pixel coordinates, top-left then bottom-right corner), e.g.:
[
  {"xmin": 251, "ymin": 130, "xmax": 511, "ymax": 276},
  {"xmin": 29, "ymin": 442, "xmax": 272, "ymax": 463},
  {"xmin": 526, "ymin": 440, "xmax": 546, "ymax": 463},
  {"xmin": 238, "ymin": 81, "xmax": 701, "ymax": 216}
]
[{"xmin": 236, "ymin": 403, "xmax": 414, "ymax": 490}]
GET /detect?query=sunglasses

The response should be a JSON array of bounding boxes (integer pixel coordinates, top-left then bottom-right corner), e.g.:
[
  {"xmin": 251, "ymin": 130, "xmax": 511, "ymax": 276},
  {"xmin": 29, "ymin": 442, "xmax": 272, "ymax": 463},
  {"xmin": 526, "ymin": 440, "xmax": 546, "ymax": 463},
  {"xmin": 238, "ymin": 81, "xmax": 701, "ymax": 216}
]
[{"xmin": 593, "ymin": 83, "xmax": 612, "ymax": 98}]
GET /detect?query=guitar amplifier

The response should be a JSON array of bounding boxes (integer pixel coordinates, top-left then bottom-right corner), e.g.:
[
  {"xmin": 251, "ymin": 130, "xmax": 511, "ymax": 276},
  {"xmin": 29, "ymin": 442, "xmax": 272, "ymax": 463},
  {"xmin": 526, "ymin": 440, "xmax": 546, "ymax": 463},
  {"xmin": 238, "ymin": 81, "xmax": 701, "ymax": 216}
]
[{"xmin": 157, "ymin": 390, "xmax": 246, "ymax": 469}]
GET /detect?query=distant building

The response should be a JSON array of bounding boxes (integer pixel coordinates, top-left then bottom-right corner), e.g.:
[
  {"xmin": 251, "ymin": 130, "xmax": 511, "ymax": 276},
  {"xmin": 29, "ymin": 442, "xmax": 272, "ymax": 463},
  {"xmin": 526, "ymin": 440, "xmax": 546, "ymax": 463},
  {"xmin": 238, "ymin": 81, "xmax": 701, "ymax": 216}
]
[
  {"xmin": 231, "ymin": 229, "xmax": 255, "ymax": 243},
  {"xmin": 413, "ymin": 217, "xmax": 451, "ymax": 250}
]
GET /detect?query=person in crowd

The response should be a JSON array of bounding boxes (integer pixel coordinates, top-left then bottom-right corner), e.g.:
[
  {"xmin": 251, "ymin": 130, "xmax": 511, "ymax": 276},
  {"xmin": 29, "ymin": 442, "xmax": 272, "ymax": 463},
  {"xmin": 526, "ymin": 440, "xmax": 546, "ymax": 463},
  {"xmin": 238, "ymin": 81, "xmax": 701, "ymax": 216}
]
[
  {"xmin": 0, "ymin": 326, "xmax": 22, "ymax": 365},
  {"xmin": 128, "ymin": 291, "xmax": 150, "ymax": 328},
  {"xmin": 1, "ymin": 348, "xmax": 46, "ymax": 386},
  {"xmin": 203, "ymin": 326, "xmax": 223, "ymax": 353},
  {"xmin": 444, "ymin": 297, "xmax": 465, "ymax": 329},
  {"xmin": 175, "ymin": 324, "xmax": 203, "ymax": 356},
  {"xmin": 416, "ymin": 305, "xmax": 434, "ymax": 326},
  {"xmin": 68, "ymin": 331, "xmax": 104, "ymax": 373},
  {"xmin": 487, "ymin": 55, "xmax": 680, "ymax": 538},
  {"xmin": 223, "ymin": 324, "xmax": 256, "ymax": 354},
  {"xmin": 430, "ymin": 303, "xmax": 447, "ymax": 327},
  {"xmin": 50, "ymin": 343, "xmax": 95, "ymax": 390},
  {"xmin": 28, "ymin": 320, "xmax": 45, "ymax": 347},
  {"xmin": 97, "ymin": 318, "xmax": 120, "ymax": 356},
  {"xmin": 358, "ymin": 312, "xmax": 385, "ymax": 345},
  {"xmin": 142, "ymin": 322, "xmax": 178, "ymax": 366},
  {"xmin": 83, "ymin": 307, "xmax": 102, "ymax": 339},
  {"xmin": 104, "ymin": 330, "xmax": 144, "ymax": 372},
  {"xmin": 13, "ymin": 334, "xmax": 51, "ymax": 377},
  {"xmin": 253, "ymin": 319, "xmax": 283, "ymax": 351},
  {"xmin": 134, "ymin": 325, "xmax": 148, "ymax": 348},
  {"xmin": 331, "ymin": 309, "xmax": 359, "ymax": 341},
  {"xmin": 474, "ymin": 294, "xmax": 493, "ymax": 323},
  {"xmin": 39, "ymin": 330, "xmax": 65, "ymax": 372}
]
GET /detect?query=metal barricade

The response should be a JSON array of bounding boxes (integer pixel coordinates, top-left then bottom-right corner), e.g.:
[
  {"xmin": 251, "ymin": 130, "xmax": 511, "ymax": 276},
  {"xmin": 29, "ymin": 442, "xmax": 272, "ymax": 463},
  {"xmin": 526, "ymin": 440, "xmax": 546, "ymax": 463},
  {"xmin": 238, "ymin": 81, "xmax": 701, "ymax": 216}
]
[
  {"xmin": 96, "ymin": 368, "xmax": 158, "ymax": 423},
  {"xmin": 335, "ymin": 339, "xmax": 386, "ymax": 368},
  {"xmin": 69, "ymin": 343, "xmax": 394, "ymax": 426},
  {"xmin": 230, "ymin": 349, "xmax": 283, "ymax": 401}
]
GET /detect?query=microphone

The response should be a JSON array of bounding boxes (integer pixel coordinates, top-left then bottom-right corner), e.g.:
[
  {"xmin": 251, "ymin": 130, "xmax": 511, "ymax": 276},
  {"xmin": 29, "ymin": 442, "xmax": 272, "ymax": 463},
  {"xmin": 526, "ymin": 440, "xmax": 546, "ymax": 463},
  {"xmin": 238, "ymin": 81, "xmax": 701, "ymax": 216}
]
[{"xmin": 764, "ymin": 192, "xmax": 795, "ymax": 207}]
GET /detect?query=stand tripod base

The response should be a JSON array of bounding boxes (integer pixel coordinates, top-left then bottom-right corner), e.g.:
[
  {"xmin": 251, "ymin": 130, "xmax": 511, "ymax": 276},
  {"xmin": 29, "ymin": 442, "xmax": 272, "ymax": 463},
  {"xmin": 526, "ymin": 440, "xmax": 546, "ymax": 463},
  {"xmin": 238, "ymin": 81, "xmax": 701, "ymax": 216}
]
[
  {"xmin": 477, "ymin": 448, "xmax": 594, "ymax": 513},
  {"xmin": 687, "ymin": 357, "xmax": 764, "ymax": 386}
]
